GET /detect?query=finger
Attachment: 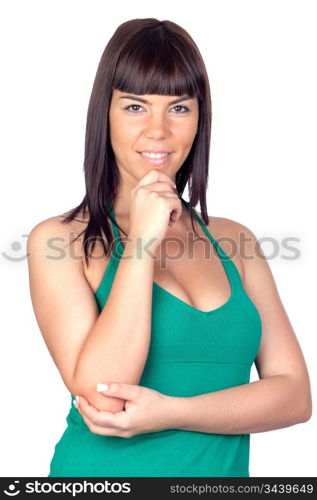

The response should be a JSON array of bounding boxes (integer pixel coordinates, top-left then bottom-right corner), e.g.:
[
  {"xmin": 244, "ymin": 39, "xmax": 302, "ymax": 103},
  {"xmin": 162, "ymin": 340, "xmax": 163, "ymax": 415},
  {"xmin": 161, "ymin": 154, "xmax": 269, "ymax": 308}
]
[
  {"xmin": 135, "ymin": 169, "xmax": 176, "ymax": 189},
  {"xmin": 141, "ymin": 181, "xmax": 177, "ymax": 193},
  {"xmin": 164, "ymin": 197, "xmax": 182, "ymax": 223},
  {"xmin": 141, "ymin": 190, "xmax": 179, "ymax": 226},
  {"xmin": 75, "ymin": 395, "xmax": 116, "ymax": 426},
  {"xmin": 140, "ymin": 191, "xmax": 179, "ymax": 201},
  {"xmin": 80, "ymin": 413, "xmax": 124, "ymax": 436},
  {"xmin": 96, "ymin": 382, "xmax": 140, "ymax": 401},
  {"xmin": 76, "ymin": 397, "xmax": 131, "ymax": 436}
]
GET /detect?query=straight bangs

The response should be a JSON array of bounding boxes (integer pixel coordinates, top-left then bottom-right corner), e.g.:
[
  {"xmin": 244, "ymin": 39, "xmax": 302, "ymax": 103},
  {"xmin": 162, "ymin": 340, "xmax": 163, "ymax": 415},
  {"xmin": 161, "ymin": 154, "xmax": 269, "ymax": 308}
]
[{"xmin": 112, "ymin": 30, "xmax": 203, "ymax": 99}]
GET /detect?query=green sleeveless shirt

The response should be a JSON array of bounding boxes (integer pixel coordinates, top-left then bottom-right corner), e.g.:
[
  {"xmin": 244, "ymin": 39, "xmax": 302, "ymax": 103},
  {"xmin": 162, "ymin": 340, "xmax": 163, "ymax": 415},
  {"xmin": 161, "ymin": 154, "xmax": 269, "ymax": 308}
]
[{"xmin": 48, "ymin": 198, "xmax": 262, "ymax": 477}]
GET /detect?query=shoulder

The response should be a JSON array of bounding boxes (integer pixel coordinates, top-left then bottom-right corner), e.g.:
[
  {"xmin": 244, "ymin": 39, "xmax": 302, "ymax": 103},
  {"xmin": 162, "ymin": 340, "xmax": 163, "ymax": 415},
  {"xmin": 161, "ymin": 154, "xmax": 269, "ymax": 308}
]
[
  {"xmin": 27, "ymin": 210, "xmax": 113, "ymax": 276},
  {"xmin": 207, "ymin": 215, "xmax": 263, "ymax": 256},
  {"xmin": 28, "ymin": 208, "xmax": 90, "ymax": 238},
  {"xmin": 198, "ymin": 214, "xmax": 263, "ymax": 285},
  {"xmin": 207, "ymin": 214, "xmax": 257, "ymax": 237},
  {"xmin": 27, "ymin": 213, "xmax": 88, "ymax": 266}
]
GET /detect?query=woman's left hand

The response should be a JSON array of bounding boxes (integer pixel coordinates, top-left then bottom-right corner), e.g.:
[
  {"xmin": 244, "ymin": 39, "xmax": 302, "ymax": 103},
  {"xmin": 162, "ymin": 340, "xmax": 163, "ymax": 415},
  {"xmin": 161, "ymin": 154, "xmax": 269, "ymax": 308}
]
[{"xmin": 74, "ymin": 382, "xmax": 178, "ymax": 438}]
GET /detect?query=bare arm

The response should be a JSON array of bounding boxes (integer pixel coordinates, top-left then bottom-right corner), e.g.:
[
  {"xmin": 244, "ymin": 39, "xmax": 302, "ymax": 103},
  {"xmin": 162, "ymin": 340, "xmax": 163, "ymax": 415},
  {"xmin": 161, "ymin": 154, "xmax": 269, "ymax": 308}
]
[
  {"xmin": 167, "ymin": 218, "xmax": 312, "ymax": 434},
  {"xmin": 27, "ymin": 171, "xmax": 181, "ymax": 415},
  {"xmin": 169, "ymin": 374, "xmax": 311, "ymax": 434},
  {"xmin": 73, "ymin": 237, "xmax": 155, "ymax": 412},
  {"xmin": 27, "ymin": 221, "xmax": 154, "ymax": 414}
]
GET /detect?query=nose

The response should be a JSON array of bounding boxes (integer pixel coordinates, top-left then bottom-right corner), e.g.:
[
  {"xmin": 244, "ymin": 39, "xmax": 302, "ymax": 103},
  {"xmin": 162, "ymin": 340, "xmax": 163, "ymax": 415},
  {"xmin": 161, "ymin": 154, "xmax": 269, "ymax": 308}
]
[{"xmin": 144, "ymin": 111, "xmax": 170, "ymax": 139}]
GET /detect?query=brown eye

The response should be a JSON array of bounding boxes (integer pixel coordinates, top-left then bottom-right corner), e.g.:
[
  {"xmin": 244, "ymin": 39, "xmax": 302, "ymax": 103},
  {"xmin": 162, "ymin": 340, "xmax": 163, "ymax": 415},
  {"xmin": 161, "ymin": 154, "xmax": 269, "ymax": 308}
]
[
  {"xmin": 172, "ymin": 105, "xmax": 189, "ymax": 113},
  {"xmin": 124, "ymin": 104, "xmax": 144, "ymax": 112}
]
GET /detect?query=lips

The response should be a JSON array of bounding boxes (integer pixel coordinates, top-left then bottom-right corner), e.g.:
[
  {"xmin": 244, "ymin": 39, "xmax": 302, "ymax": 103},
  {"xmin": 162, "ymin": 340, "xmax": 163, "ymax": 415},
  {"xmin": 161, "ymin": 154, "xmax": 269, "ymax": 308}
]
[
  {"xmin": 139, "ymin": 150, "xmax": 171, "ymax": 154},
  {"xmin": 141, "ymin": 153, "xmax": 169, "ymax": 159},
  {"xmin": 138, "ymin": 151, "xmax": 172, "ymax": 165}
]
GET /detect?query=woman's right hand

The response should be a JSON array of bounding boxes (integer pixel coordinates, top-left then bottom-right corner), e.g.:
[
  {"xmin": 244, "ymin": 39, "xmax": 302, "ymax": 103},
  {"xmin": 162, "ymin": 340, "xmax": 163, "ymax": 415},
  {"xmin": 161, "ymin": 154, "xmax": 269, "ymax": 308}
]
[{"xmin": 128, "ymin": 169, "xmax": 182, "ymax": 252}]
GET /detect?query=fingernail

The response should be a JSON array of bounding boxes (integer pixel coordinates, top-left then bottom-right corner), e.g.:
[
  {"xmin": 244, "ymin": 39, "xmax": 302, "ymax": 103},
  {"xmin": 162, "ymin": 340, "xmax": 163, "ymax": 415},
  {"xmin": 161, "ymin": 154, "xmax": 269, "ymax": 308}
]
[
  {"xmin": 173, "ymin": 182, "xmax": 177, "ymax": 188},
  {"xmin": 97, "ymin": 383, "xmax": 108, "ymax": 392},
  {"xmin": 73, "ymin": 399, "xmax": 78, "ymax": 408}
]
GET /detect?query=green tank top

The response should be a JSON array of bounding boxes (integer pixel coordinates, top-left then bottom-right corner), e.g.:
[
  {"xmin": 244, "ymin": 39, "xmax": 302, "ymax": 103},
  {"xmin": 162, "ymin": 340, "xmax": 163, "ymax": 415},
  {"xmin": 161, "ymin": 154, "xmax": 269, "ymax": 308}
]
[{"xmin": 48, "ymin": 197, "xmax": 262, "ymax": 477}]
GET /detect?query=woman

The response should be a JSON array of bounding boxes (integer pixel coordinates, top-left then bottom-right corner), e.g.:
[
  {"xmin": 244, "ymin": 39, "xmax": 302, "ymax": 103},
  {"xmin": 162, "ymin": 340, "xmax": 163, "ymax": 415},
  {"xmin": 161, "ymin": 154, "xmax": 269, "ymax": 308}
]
[{"xmin": 27, "ymin": 18, "xmax": 312, "ymax": 477}]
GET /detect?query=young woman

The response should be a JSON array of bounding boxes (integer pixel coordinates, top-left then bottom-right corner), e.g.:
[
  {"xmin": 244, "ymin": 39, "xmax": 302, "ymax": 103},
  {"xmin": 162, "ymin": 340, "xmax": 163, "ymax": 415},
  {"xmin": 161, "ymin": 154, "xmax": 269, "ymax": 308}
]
[{"xmin": 27, "ymin": 18, "xmax": 312, "ymax": 477}]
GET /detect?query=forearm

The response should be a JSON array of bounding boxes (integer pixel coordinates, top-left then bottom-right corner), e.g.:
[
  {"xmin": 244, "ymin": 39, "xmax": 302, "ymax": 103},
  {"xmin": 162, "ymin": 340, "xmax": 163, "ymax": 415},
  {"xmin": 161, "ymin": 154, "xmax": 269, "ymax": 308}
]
[
  {"xmin": 170, "ymin": 375, "xmax": 310, "ymax": 434},
  {"xmin": 73, "ymin": 238, "xmax": 154, "ymax": 412}
]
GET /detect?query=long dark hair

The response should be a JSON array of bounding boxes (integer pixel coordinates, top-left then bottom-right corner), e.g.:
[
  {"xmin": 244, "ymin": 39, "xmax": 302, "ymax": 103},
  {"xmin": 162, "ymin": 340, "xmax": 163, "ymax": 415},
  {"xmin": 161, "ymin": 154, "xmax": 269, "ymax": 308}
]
[{"xmin": 61, "ymin": 18, "xmax": 212, "ymax": 267}]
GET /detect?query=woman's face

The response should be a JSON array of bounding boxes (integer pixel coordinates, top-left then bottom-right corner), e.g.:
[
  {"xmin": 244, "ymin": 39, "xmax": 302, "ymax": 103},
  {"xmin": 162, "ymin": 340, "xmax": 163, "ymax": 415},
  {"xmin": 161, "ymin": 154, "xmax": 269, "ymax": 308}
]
[{"xmin": 108, "ymin": 89, "xmax": 199, "ymax": 184}]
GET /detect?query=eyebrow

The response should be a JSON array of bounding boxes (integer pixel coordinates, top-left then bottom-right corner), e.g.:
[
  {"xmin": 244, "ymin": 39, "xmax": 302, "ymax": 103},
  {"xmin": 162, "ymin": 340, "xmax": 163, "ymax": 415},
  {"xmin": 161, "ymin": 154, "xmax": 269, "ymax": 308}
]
[{"xmin": 119, "ymin": 94, "xmax": 193, "ymax": 105}]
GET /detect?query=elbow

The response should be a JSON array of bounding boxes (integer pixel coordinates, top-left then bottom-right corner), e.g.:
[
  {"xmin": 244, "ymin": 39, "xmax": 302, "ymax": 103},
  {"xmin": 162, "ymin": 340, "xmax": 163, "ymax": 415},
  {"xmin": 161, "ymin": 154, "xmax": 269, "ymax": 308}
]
[
  {"xmin": 294, "ymin": 387, "xmax": 313, "ymax": 424},
  {"xmin": 286, "ymin": 374, "xmax": 313, "ymax": 424},
  {"xmin": 298, "ymin": 399, "xmax": 312, "ymax": 423},
  {"xmin": 300, "ymin": 383, "xmax": 313, "ymax": 423},
  {"xmin": 72, "ymin": 376, "xmax": 126, "ymax": 414}
]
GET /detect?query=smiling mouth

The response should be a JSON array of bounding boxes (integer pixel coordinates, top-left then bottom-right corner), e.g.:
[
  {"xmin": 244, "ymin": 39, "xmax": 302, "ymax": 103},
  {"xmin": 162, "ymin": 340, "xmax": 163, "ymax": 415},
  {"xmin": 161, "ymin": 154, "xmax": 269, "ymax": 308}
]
[
  {"xmin": 137, "ymin": 151, "xmax": 172, "ymax": 165},
  {"xmin": 139, "ymin": 152, "xmax": 171, "ymax": 158}
]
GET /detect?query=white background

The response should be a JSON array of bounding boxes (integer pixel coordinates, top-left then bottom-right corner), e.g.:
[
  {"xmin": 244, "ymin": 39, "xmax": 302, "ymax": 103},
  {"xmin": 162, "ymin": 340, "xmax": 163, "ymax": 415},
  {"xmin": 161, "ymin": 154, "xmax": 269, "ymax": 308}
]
[{"xmin": 0, "ymin": 0, "xmax": 316, "ymax": 477}]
